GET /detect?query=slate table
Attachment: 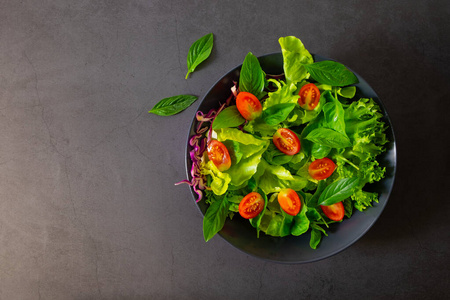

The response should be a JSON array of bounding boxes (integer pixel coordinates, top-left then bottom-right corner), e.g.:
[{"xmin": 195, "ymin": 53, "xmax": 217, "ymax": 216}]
[{"xmin": 0, "ymin": 1, "xmax": 448, "ymax": 299}]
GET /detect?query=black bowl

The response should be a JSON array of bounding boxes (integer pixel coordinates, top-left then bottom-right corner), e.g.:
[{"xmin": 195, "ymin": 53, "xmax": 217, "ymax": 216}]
[{"xmin": 185, "ymin": 53, "xmax": 397, "ymax": 263}]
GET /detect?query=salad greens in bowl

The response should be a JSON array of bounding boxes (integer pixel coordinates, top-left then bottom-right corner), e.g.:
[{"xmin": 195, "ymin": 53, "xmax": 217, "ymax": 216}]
[{"xmin": 181, "ymin": 36, "xmax": 396, "ymax": 263}]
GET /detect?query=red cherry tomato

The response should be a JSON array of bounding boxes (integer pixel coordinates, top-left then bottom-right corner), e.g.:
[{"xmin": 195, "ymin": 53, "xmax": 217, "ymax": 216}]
[
  {"xmin": 320, "ymin": 202, "xmax": 345, "ymax": 221},
  {"xmin": 207, "ymin": 140, "xmax": 231, "ymax": 172},
  {"xmin": 278, "ymin": 188, "xmax": 302, "ymax": 216},
  {"xmin": 239, "ymin": 192, "xmax": 264, "ymax": 219},
  {"xmin": 308, "ymin": 158, "xmax": 336, "ymax": 180},
  {"xmin": 298, "ymin": 83, "xmax": 320, "ymax": 110},
  {"xmin": 272, "ymin": 128, "xmax": 301, "ymax": 155},
  {"xmin": 236, "ymin": 92, "xmax": 262, "ymax": 121}
]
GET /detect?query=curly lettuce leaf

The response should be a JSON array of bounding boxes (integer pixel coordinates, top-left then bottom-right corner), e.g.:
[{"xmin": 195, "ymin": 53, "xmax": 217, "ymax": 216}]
[{"xmin": 351, "ymin": 190, "xmax": 379, "ymax": 212}]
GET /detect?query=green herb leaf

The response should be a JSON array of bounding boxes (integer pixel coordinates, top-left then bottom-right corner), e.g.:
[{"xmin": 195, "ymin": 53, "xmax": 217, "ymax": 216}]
[
  {"xmin": 318, "ymin": 177, "xmax": 359, "ymax": 206},
  {"xmin": 322, "ymin": 90, "xmax": 347, "ymax": 136},
  {"xmin": 338, "ymin": 86, "xmax": 356, "ymax": 99},
  {"xmin": 311, "ymin": 143, "xmax": 331, "ymax": 159},
  {"xmin": 203, "ymin": 196, "xmax": 230, "ymax": 242},
  {"xmin": 304, "ymin": 127, "xmax": 352, "ymax": 148},
  {"xmin": 307, "ymin": 180, "xmax": 327, "ymax": 207},
  {"xmin": 304, "ymin": 60, "xmax": 358, "ymax": 87},
  {"xmin": 239, "ymin": 52, "xmax": 265, "ymax": 98},
  {"xmin": 186, "ymin": 33, "xmax": 214, "ymax": 79},
  {"xmin": 212, "ymin": 106, "xmax": 245, "ymax": 130},
  {"xmin": 310, "ymin": 228, "xmax": 322, "ymax": 249},
  {"xmin": 343, "ymin": 198, "xmax": 353, "ymax": 218},
  {"xmin": 149, "ymin": 95, "xmax": 198, "ymax": 116},
  {"xmin": 262, "ymin": 103, "xmax": 296, "ymax": 126}
]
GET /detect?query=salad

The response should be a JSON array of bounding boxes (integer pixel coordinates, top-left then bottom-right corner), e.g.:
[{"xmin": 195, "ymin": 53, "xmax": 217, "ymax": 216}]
[{"xmin": 178, "ymin": 36, "xmax": 388, "ymax": 249}]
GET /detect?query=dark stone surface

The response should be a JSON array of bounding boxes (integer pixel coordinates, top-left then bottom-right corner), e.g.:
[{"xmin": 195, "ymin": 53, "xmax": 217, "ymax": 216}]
[{"xmin": 0, "ymin": 0, "xmax": 448, "ymax": 298}]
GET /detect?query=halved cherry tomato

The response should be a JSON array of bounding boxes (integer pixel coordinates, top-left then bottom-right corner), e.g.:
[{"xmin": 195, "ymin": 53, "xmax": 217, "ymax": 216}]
[
  {"xmin": 320, "ymin": 202, "xmax": 345, "ymax": 221},
  {"xmin": 207, "ymin": 140, "xmax": 231, "ymax": 172},
  {"xmin": 272, "ymin": 128, "xmax": 301, "ymax": 155},
  {"xmin": 308, "ymin": 158, "xmax": 336, "ymax": 180},
  {"xmin": 236, "ymin": 92, "xmax": 262, "ymax": 121},
  {"xmin": 238, "ymin": 192, "xmax": 264, "ymax": 219},
  {"xmin": 298, "ymin": 83, "xmax": 320, "ymax": 110},
  {"xmin": 278, "ymin": 188, "xmax": 302, "ymax": 216}
]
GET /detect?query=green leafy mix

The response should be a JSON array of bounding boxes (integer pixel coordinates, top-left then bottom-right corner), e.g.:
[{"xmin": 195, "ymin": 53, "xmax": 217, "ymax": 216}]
[{"xmin": 193, "ymin": 36, "xmax": 388, "ymax": 248}]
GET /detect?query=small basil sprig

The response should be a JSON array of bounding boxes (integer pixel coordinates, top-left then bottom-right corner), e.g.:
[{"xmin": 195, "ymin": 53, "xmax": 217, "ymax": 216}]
[
  {"xmin": 186, "ymin": 33, "xmax": 214, "ymax": 79},
  {"xmin": 318, "ymin": 177, "xmax": 359, "ymax": 206},
  {"xmin": 304, "ymin": 60, "xmax": 358, "ymax": 86},
  {"xmin": 149, "ymin": 95, "xmax": 198, "ymax": 116},
  {"xmin": 239, "ymin": 52, "xmax": 265, "ymax": 98}
]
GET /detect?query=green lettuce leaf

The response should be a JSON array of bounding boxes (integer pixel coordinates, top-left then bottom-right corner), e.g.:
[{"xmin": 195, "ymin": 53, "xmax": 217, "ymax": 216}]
[
  {"xmin": 201, "ymin": 161, "xmax": 231, "ymax": 195},
  {"xmin": 279, "ymin": 36, "xmax": 313, "ymax": 84},
  {"xmin": 254, "ymin": 159, "xmax": 308, "ymax": 194}
]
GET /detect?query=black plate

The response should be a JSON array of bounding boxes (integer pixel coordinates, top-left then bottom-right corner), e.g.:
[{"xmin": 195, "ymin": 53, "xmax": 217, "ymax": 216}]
[{"xmin": 185, "ymin": 53, "xmax": 397, "ymax": 263}]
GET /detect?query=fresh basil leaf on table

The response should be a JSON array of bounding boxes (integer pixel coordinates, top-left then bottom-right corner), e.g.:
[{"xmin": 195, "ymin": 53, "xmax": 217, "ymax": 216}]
[
  {"xmin": 149, "ymin": 95, "xmax": 198, "ymax": 116},
  {"xmin": 304, "ymin": 60, "xmax": 359, "ymax": 86},
  {"xmin": 239, "ymin": 52, "xmax": 265, "ymax": 98},
  {"xmin": 185, "ymin": 33, "xmax": 214, "ymax": 79}
]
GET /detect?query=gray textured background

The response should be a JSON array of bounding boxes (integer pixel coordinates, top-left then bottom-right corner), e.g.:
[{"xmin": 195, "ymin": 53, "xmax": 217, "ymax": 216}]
[{"xmin": 0, "ymin": 0, "xmax": 448, "ymax": 299}]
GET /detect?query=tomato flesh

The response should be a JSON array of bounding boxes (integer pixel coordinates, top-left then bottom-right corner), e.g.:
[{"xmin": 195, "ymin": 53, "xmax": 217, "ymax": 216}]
[
  {"xmin": 239, "ymin": 192, "xmax": 264, "ymax": 219},
  {"xmin": 207, "ymin": 140, "xmax": 231, "ymax": 172},
  {"xmin": 320, "ymin": 202, "xmax": 345, "ymax": 221},
  {"xmin": 298, "ymin": 83, "xmax": 320, "ymax": 110},
  {"xmin": 236, "ymin": 92, "xmax": 262, "ymax": 121},
  {"xmin": 273, "ymin": 128, "xmax": 301, "ymax": 155},
  {"xmin": 278, "ymin": 188, "xmax": 302, "ymax": 216},
  {"xmin": 308, "ymin": 158, "xmax": 336, "ymax": 180}
]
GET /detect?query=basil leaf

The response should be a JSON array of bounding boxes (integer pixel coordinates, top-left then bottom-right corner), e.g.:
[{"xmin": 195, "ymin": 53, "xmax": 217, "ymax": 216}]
[
  {"xmin": 322, "ymin": 90, "xmax": 347, "ymax": 136},
  {"xmin": 291, "ymin": 197, "xmax": 309, "ymax": 236},
  {"xmin": 310, "ymin": 228, "xmax": 322, "ymax": 249},
  {"xmin": 262, "ymin": 103, "xmax": 296, "ymax": 126},
  {"xmin": 318, "ymin": 177, "xmax": 359, "ymax": 206},
  {"xmin": 212, "ymin": 106, "xmax": 245, "ymax": 130},
  {"xmin": 203, "ymin": 196, "xmax": 230, "ymax": 242},
  {"xmin": 239, "ymin": 52, "xmax": 265, "ymax": 98},
  {"xmin": 186, "ymin": 33, "xmax": 214, "ymax": 79},
  {"xmin": 149, "ymin": 95, "xmax": 198, "ymax": 116},
  {"xmin": 304, "ymin": 128, "xmax": 352, "ymax": 148},
  {"xmin": 311, "ymin": 143, "xmax": 331, "ymax": 159},
  {"xmin": 304, "ymin": 61, "xmax": 358, "ymax": 87}
]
